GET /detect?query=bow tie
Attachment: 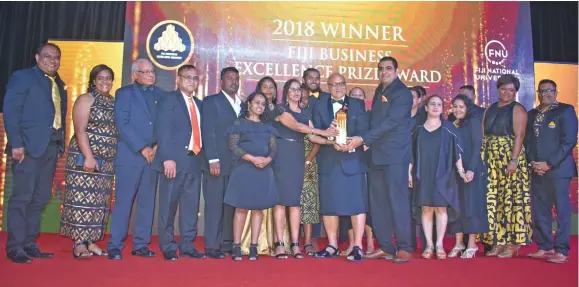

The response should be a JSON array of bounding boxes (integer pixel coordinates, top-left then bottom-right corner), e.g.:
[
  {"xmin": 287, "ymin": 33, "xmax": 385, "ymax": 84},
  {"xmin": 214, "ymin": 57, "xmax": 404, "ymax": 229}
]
[
  {"xmin": 310, "ymin": 91, "xmax": 319, "ymax": 98},
  {"xmin": 332, "ymin": 98, "xmax": 344, "ymax": 105}
]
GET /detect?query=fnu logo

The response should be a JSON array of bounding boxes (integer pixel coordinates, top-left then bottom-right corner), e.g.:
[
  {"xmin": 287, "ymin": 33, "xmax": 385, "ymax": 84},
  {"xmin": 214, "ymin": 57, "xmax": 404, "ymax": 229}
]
[{"xmin": 484, "ymin": 40, "xmax": 508, "ymax": 66}]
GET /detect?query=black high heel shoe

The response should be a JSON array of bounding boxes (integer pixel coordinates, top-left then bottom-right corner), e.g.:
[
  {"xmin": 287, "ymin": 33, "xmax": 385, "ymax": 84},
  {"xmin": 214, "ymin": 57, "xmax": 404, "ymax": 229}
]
[
  {"xmin": 274, "ymin": 242, "xmax": 288, "ymax": 259},
  {"xmin": 249, "ymin": 244, "xmax": 259, "ymax": 261},
  {"xmin": 290, "ymin": 242, "xmax": 304, "ymax": 259},
  {"xmin": 231, "ymin": 244, "xmax": 243, "ymax": 261},
  {"xmin": 73, "ymin": 242, "xmax": 92, "ymax": 259},
  {"xmin": 346, "ymin": 246, "xmax": 363, "ymax": 262},
  {"xmin": 315, "ymin": 245, "xmax": 339, "ymax": 258},
  {"xmin": 84, "ymin": 241, "xmax": 108, "ymax": 256}
]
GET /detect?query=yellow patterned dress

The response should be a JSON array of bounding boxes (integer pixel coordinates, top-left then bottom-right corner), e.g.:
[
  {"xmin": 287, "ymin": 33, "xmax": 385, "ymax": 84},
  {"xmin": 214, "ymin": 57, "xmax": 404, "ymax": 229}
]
[
  {"xmin": 59, "ymin": 90, "xmax": 117, "ymax": 242},
  {"xmin": 480, "ymin": 101, "xmax": 532, "ymax": 246}
]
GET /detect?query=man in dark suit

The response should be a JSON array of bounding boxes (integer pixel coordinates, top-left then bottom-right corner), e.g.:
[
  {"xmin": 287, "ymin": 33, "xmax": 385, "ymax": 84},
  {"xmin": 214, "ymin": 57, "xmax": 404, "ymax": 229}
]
[
  {"xmin": 447, "ymin": 85, "xmax": 485, "ymax": 121},
  {"xmin": 3, "ymin": 43, "xmax": 67, "ymax": 263},
  {"xmin": 107, "ymin": 59, "xmax": 164, "ymax": 260},
  {"xmin": 526, "ymin": 79, "xmax": 578, "ymax": 264},
  {"xmin": 201, "ymin": 67, "xmax": 241, "ymax": 259},
  {"xmin": 312, "ymin": 73, "xmax": 369, "ymax": 261},
  {"xmin": 346, "ymin": 56, "xmax": 413, "ymax": 263},
  {"xmin": 154, "ymin": 65, "xmax": 206, "ymax": 261}
]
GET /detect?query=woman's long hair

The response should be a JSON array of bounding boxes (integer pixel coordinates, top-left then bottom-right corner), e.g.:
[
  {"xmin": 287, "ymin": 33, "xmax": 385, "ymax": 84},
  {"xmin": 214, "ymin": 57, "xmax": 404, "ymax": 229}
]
[
  {"xmin": 451, "ymin": 94, "xmax": 478, "ymax": 127},
  {"xmin": 281, "ymin": 78, "xmax": 302, "ymax": 107},
  {"xmin": 255, "ymin": 76, "xmax": 278, "ymax": 105},
  {"xmin": 239, "ymin": 92, "xmax": 270, "ymax": 123},
  {"xmin": 87, "ymin": 64, "xmax": 114, "ymax": 93}
]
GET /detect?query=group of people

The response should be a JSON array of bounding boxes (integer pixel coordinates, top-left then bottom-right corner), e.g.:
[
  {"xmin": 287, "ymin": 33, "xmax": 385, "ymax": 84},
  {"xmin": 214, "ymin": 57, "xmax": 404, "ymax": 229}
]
[{"xmin": 3, "ymin": 43, "xmax": 576, "ymax": 265}]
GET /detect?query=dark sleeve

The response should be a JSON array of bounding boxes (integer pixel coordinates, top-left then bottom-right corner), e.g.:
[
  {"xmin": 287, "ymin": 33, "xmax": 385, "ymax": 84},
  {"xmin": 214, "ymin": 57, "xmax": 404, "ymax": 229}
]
[
  {"xmin": 467, "ymin": 116, "xmax": 483, "ymax": 171},
  {"xmin": 227, "ymin": 120, "xmax": 247, "ymax": 159},
  {"xmin": 524, "ymin": 111, "xmax": 537, "ymax": 162},
  {"xmin": 3, "ymin": 71, "xmax": 29, "ymax": 148},
  {"xmin": 547, "ymin": 106, "xmax": 578, "ymax": 167},
  {"xmin": 355, "ymin": 102, "xmax": 370, "ymax": 136},
  {"xmin": 362, "ymin": 88, "xmax": 412, "ymax": 146},
  {"xmin": 154, "ymin": 94, "xmax": 175, "ymax": 162},
  {"xmin": 201, "ymin": 97, "xmax": 219, "ymax": 161},
  {"xmin": 449, "ymin": 126, "xmax": 464, "ymax": 163},
  {"xmin": 267, "ymin": 125, "xmax": 279, "ymax": 158},
  {"xmin": 410, "ymin": 126, "xmax": 419, "ymax": 165},
  {"xmin": 115, "ymin": 88, "xmax": 148, "ymax": 153},
  {"xmin": 274, "ymin": 104, "xmax": 290, "ymax": 118}
]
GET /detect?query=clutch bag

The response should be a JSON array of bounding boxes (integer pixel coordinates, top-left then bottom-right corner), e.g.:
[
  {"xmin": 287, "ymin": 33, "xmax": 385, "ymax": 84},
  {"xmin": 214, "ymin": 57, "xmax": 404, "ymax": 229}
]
[{"xmin": 75, "ymin": 154, "xmax": 102, "ymax": 171}]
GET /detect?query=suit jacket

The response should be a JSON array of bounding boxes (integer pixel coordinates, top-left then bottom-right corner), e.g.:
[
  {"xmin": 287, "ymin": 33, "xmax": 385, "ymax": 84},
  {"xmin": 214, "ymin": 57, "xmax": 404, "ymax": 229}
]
[
  {"xmin": 525, "ymin": 102, "xmax": 578, "ymax": 178},
  {"xmin": 153, "ymin": 90, "xmax": 203, "ymax": 174},
  {"xmin": 3, "ymin": 65, "xmax": 67, "ymax": 157},
  {"xmin": 363, "ymin": 78, "xmax": 413, "ymax": 166},
  {"xmin": 201, "ymin": 91, "xmax": 239, "ymax": 175},
  {"xmin": 114, "ymin": 83, "xmax": 163, "ymax": 167},
  {"xmin": 312, "ymin": 94, "xmax": 369, "ymax": 175}
]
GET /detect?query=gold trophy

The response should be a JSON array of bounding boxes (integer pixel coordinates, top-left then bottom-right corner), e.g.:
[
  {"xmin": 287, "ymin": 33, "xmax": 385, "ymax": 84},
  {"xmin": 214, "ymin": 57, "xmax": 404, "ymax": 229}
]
[{"xmin": 335, "ymin": 108, "xmax": 347, "ymax": 145}]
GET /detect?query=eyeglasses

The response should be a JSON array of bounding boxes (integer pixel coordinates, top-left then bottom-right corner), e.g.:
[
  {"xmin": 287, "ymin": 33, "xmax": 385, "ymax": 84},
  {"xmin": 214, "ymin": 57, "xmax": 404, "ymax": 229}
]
[
  {"xmin": 180, "ymin": 75, "xmax": 200, "ymax": 82},
  {"xmin": 137, "ymin": 69, "xmax": 156, "ymax": 75},
  {"xmin": 537, "ymin": 89, "xmax": 556, "ymax": 94},
  {"xmin": 328, "ymin": 82, "xmax": 346, "ymax": 87},
  {"xmin": 289, "ymin": 88, "xmax": 302, "ymax": 93}
]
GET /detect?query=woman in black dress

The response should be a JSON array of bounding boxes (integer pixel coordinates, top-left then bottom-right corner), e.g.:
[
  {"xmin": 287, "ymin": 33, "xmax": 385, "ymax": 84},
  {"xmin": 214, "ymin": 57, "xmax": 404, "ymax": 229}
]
[
  {"xmin": 224, "ymin": 92, "xmax": 279, "ymax": 261},
  {"xmin": 409, "ymin": 95, "xmax": 469, "ymax": 260},
  {"xmin": 447, "ymin": 94, "xmax": 489, "ymax": 259},
  {"xmin": 272, "ymin": 79, "xmax": 338, "ymax": 259}
]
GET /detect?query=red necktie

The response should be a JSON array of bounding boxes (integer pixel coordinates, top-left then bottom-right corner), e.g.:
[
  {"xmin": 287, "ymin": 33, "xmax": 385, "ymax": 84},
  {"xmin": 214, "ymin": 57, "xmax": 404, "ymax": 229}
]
[{"xmin": 188, "ymin": 97, "xmax": 201, "ymax": 155}]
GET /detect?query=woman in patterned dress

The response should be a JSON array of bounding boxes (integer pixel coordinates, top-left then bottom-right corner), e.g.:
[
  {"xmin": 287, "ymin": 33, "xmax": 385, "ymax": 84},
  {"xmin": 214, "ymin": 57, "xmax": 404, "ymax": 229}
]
[
  {"xmin": 481, "ymin": 74, "xmax": 532, "ymax": 258},
  {"xmin": 59, "ymin": 65, "xmax": 117, "ymax": 259}
]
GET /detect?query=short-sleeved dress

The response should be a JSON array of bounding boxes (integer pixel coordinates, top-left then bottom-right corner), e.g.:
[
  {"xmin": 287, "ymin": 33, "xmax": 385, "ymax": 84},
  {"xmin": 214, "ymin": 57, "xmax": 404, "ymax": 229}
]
[
  {"xmin": 272, "ymin": 104, "xmax": 311, "ymax": 207},
  {"xmin": 224, "ymin": 118, "xmax": 279, "ymax": 210}
]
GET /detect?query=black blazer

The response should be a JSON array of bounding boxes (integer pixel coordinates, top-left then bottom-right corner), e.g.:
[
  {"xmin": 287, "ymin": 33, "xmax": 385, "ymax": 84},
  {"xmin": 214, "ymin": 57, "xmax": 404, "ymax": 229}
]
[
  {"xmin": 525, "ymin": 102, "xmax": 578, "ymax": 178},
  {"xmin": 153, "ymin": 90, "xmax": 203, "ymax": 173},
  {"xmin": 201, "ymin": 91, "xmax": 239, "ymax": 175},
  {"xmin": 362, "ymin": 78, "xmax": 413, "ymax": 166},
  {"xmin": 3, "ymin": 66, "xmax": 67, "ymax": 157}
]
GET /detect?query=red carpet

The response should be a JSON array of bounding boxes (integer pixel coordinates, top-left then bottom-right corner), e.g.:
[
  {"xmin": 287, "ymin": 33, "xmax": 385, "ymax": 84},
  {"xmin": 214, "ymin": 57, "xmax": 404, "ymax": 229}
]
[{"xmin": 0, "ymin": 233, "xmax": 576, "ymax": 287}]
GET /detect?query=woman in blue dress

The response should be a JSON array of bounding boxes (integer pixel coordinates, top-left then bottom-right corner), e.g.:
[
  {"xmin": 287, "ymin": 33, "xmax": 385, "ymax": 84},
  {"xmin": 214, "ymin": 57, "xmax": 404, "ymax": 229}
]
[
  {"xmin": 224, "ymin": 92, "xmax": 279, "ymax": 261},
  {"xmin": 272, "ymin": 79, "xmax": 338, "ymax": 259},
  {"xmin": 447, "ymin": 94, "xmax": 490, "ymax": 259}
]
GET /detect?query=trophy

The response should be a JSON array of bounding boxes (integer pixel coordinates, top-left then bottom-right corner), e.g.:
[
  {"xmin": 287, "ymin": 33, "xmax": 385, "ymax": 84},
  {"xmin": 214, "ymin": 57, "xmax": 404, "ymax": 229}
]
[{"xmin": 335, "ymin": 108, "xmax": 347, "ymax": 145}]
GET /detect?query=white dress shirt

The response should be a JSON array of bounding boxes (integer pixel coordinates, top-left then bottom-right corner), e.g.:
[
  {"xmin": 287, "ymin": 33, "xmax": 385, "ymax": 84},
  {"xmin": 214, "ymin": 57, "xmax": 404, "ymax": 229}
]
[
  {"xmin": 181, "ymin": 91, "xmax": 202, "ymax": 152},
  {"xmin": 208, "ymin": 91, "xmax": 242, "ymax": 164},
  {"xmin": 332, "ymin": 95, "xmax": 346, "ymax": 115}
]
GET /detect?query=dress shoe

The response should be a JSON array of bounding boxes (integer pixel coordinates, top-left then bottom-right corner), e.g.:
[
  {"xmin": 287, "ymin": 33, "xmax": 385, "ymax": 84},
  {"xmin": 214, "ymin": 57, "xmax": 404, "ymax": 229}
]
[
  {"xmin": 547, "ymin": 253, "xmax": 568, "ymax": 264},
  {"xmin": 108, "ymin": 249, "xmax": 123, "ymax": 260},
  {"xmin": 131, "ymin": 247, "xmax": 155, "ymax": 257},
  {"xmin": 220, "ymin": 242, "xmax": 233, "ymax": 255},
  {"xmin": 23, "ymin": 246, "xmax": 53, "ymax": 259},
  {"xmin": 163, "ymin": 251, "xmax": 178, "ymax": 261},
  {"xmin": 206, "ymin": 250, "xmax": 226, "ymax": 259},
  {"xmin": 364, "ymin": 249, "xmax": 395, "ymax": 260},
  {"xmin": 181, "ymin": 249, "xmax": 206, "ymax": 259},
  {"xmin": 393, "ymin": 250, "xmax": 412, "ymax": 263},
  {"xmin": 7, "ymin": 249, "xmax": 33, "ymax": 264},
  {"xmin": 346, "ymin": 246, "xmax": 364, "ymax": 262},
  {"xmin": 528, "ymin": 249, "xmax": 555, "ymax": 259}
]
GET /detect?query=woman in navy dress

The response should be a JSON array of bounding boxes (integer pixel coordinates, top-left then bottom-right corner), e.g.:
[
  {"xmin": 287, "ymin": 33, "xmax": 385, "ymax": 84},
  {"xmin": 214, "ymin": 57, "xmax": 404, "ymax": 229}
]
[
  {"xmin": 409, "ymin": 95, "xmax": 469, "ymax": 260},
  {"xmin": 272, "ymin": 79, "xmax": 338, "ymax": 259},
  {"xmin": 224, "ymin": 92, "xmax": 279, "ymax": 261},
  {"xmin": 447, "ymin": 94, "xmax": 489, "ymax": 259}
]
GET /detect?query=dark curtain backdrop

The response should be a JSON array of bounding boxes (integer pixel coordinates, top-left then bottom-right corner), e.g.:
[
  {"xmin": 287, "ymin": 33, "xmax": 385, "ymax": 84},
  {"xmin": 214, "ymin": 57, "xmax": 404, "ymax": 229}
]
[
  {"xmin": 0, "ymin": 1, "xmax": 125, "ymax": 111},
  {"xmin": 0, "ymin": 1, "xmax": 577, "ymax": 110}
]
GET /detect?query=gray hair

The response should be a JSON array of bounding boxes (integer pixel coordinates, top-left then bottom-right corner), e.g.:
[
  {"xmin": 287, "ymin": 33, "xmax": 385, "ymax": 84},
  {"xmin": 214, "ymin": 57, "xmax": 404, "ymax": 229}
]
[{"xmin": 131, "ymin": 58, "xmax": 152, "ymax": 72}]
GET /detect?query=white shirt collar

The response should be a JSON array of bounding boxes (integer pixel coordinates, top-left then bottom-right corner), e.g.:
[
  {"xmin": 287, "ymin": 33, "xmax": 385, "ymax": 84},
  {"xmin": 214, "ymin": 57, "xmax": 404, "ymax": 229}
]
[{"xmin": 223, "ymin": 91, "xmax": 241, "ymax": 105}]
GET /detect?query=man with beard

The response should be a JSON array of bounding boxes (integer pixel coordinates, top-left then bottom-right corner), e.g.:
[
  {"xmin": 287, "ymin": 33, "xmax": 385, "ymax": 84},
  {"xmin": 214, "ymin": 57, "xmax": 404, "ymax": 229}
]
[{"xmin": 201, "ymin": 67, "xmax": 242, "ymax": 259}]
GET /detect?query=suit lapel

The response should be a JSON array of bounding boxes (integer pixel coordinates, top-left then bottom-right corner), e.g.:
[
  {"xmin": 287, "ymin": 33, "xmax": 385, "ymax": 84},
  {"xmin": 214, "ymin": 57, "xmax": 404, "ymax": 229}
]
[
  {"xmin": 176, "ymin": 90, "xmax": 192, "ymax": 127},
  {"xmin": 326, "ymin": 95, "xmax": 334, "ymax": 123},
  {"xmin": 132, "ymin": 85, "xmax": 151, "ymax": 119},
  {"xmin": 32, "ymin": 67, "xmax": 52, "ymax": 102},
  {"xmin": 219, "ymin": 91, "xmax": 237, "ymax": 118}
]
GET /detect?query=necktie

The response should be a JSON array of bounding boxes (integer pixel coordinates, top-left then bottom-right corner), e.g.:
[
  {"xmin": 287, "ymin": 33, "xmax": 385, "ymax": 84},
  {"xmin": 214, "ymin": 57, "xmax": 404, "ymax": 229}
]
[
  {"xmin": 187, "ymin": 97, "xmax": 202, "ymax": 155},
  {"xmin": 332, "ymin": 98, "xmax": 344, "ymax": 105},
  {"xmin": 310, "ymin": 91, "xmax": 319, "ymax": 98},
  {"xmin": 45, "ymin": 75, "xmax": 62, "ymax": 130}
]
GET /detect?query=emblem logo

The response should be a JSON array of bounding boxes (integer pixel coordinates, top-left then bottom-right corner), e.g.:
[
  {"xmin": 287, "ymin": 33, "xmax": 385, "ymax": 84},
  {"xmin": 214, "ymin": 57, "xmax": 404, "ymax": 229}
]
[
  {"xmin": 146, "ymin": 20, "xmax": 194, "ymax": 70},
  {"xmin": 484, "ymin": 40, "xmax": 508, "ymax": 66}
]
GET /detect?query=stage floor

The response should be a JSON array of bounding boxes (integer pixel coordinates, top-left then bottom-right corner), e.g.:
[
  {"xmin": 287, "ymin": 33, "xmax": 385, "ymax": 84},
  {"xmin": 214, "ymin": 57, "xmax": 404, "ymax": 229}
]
[{"xmin": 0, "ymin": 233, "xmax": 577, "ymax": 287}]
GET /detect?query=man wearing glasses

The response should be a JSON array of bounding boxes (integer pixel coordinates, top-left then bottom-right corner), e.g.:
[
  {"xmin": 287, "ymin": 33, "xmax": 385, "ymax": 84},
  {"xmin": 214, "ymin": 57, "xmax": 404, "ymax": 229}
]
[
  {"xmin": 525, "ymin": 79, "xmax": 577, "ymax": 264},
  {"xmin": 107, "ymin": 58, "xmax": 165, "ymax": 260}
]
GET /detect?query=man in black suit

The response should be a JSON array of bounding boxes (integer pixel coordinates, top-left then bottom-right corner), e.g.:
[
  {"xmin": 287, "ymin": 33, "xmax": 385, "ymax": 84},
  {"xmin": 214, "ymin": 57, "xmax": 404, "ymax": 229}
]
[
  {"xmin": 346, "ymin": 56, "xmax": 413, "ymax": 263},
  {"xmin": 525, "ymin": 79, "xmax": 577, "ymax": 264},
  {"xmin": 3, "ymin": 43, "xmax": 67, "ymax": 263},
  {"xmin": 201, "ymin": 67, "xmax": 241, "ymax": 258},
  {"xmin": 154, "ymin": 65, "xmax": 206, "ymax": 261},
  {"xmin": 448, "ymin": 85, "xmax": 485, "ymax": 121}
]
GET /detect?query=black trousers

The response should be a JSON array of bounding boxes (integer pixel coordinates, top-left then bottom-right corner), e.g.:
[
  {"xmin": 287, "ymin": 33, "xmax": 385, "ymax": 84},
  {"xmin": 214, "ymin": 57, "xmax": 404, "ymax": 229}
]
[
  {"xmin": 157, "ymin": 169, "xmax": 202, "ymax": 253},
  {"xmin": 202, "ymin": 171, "xmax": 234, "ymax": 252},
  {"xmin": 6, "ymin": 142, "xmax": 59, "ymax": 252},
  {"xmin": 368, "ymin": 164, "xmax": 413, "ymax": 254}
]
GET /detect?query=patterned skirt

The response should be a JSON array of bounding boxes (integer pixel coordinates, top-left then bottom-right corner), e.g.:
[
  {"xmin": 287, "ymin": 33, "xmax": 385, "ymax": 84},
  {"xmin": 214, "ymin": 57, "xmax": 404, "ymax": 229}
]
[
  {"xmin": 59, "ymin": 152, "xmax": 115, "ymax": 242},
  {"xmin": 300, "ymin": 140, "xmax": 320, "ymax": 224},
  {"xmin": 480, "ymin": 135, "xmax": 532, "ymax": 246}
]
